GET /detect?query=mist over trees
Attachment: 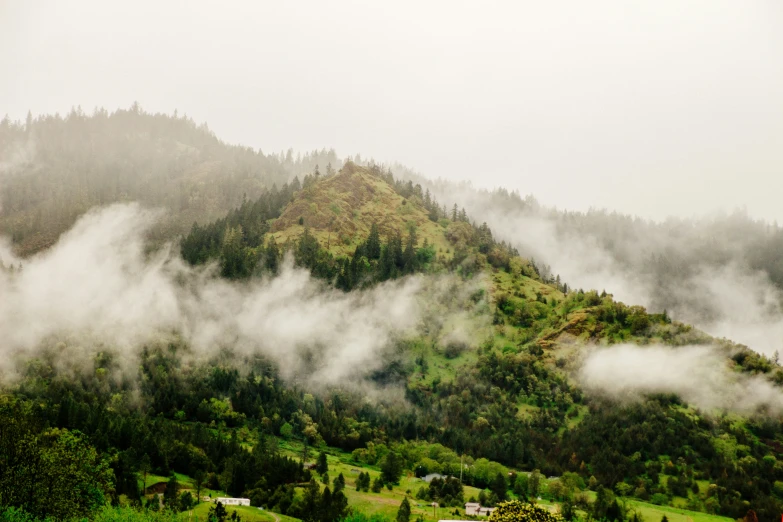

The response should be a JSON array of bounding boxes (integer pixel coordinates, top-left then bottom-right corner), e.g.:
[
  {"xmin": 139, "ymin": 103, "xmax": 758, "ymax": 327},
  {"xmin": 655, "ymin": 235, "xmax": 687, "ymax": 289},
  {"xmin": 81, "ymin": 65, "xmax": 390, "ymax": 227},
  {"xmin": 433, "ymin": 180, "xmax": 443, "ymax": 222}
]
[
  {"xmin": 0, "ymin": 106, "xmax": 340, "ymax": 256},
  {"xmin": 4, "ymin": 108, "xmax": 783, "ymax": 521}
]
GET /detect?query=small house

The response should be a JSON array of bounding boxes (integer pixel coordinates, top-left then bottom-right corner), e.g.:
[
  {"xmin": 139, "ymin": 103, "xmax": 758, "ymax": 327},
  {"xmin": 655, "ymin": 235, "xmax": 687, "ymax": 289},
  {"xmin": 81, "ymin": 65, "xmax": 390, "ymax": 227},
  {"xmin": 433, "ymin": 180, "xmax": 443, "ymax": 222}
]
[
  {"xmin": 216, "ymin": 497, "xmax": 251, "ymax": 506},
  {"xmin": 465, "ymin": 502, "xmax": 495, "ymax": 517}
]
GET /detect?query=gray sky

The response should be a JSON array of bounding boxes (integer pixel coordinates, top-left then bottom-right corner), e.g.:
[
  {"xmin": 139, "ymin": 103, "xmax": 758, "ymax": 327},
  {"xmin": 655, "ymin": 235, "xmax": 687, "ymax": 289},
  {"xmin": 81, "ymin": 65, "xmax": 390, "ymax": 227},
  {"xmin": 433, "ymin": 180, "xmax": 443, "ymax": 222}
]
[{"xmin": 2, "ymin": 1, "xmax": 782, "ymax": 222}]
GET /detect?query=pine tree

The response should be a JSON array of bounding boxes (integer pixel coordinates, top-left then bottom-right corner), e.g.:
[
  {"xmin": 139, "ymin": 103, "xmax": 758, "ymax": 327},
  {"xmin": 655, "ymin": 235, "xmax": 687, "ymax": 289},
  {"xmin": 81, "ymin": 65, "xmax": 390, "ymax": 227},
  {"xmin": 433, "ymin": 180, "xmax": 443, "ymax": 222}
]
[
  {"xmin": 366, "ymin": 223, "xmax": 381, "ymax": 260},
  {"xmin": 301, "ymin": 479, "xmax": 321, "ymax": 521},
  {"xmin": 333, "ymin": 472, "xmax": 345, "ymax": 493},
  {"xmin": 357, "ymin": 472, "xmax": 370, "ymax": 492},
  {"xmin": 139, "ymin": 454, "xmax": 151, "ymax": 495},
  {"xmin": 316, "ymin": 451, "xmax": 329, "ymax": 475},
  {"xmin": 265, "ymin": 236, "xmax": 279, "ymax": 273},
  {"xmin": 164, "ymin": 474, "xmax": 179, "ymax": 509},
  {"xmin": 396, "ymin": 497, "xmax": 411, "ymax": 522},
  {"xmin": 209, "ymin": 501, "xmax": 228, "ymax": 522},
  {"xmin": 381, "ymin": 451, "xmax": 404, "ymax": 485},
  {"xmin": 402, "ymin": 228, "xmax": 418, "ymax": 273},
  {"xmin": 491, "ymin": 471, "xmax": 508, "ymax": 501}
]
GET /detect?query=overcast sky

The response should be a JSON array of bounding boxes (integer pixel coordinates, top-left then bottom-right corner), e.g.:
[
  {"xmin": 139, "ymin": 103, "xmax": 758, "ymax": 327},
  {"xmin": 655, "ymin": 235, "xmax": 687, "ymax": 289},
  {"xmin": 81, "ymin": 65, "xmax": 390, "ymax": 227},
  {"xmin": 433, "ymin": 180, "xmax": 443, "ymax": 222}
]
[{"xmin": 2, "ymin": 1, "xmax": 782, "ymax": 222}]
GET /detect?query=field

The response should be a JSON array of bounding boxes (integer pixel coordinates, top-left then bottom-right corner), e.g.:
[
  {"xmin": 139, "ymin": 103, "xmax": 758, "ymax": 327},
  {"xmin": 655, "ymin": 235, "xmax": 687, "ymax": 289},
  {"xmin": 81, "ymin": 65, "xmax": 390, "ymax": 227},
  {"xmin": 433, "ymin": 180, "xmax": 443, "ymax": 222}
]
[
  {"xmin": 623, "ymin": 498, "xmax": 731, "ymax": 522},
  {"xmin": 139, "ymin": 437, "xmax": 734, "ymax": 522},
  {"xmin": 277, "ymin": 440, "xmax": 481, "ymax": 522}
]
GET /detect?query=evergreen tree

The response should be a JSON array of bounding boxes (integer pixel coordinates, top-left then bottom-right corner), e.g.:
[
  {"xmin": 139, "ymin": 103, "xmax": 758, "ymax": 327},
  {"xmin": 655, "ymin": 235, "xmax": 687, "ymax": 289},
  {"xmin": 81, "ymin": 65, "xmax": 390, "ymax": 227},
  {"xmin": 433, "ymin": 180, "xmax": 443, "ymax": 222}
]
[
  {"xmin": 139, "ymin": 454, "xmax": 151, "ymax": 495},
  {"xmin": 316, "ymin": 451, "xmax": 329, "ymax": 475},
  {"xmin": 528, "ymin": 470, "xmax": 542, "ymax": 498},
  {"xmin": 357, "ymin": 472, "xmax": 371, "ymax": 492},
  {"xmin": 265, "ymin": 236, "xmax": 280, "ymax": 273},
  {"xmin": 194, "ymin": 469, "xmax": 205, "ymax": 504},
  {"xmin": 491, "ymin": 472, "xmax": 508, "ymax": 501},
  {"xmin": 381, "ymin": 451, "xmax": 404, "ymax": 485},
  {"xmin": 179, "ymin": 492, "xmax": 195, "ymax": 511},
  {"xmin": 164, "ymin": 474, "xmax": 180, "ymax": 509},
  {"xmin": 372, "ymin": 476, "xmax": 383, "ymax": 493},
  {"xmin": 209, "ymin": 501, "xmax": 228, "ymax": 522},
  {"xmin": 402, "ymin": 228, "xmax": 418, "ymax": 273},
  {"xmin": 301, "ymin": 479, "xmax": 321, "ymax": 522},
  {"xmin": 333, "ymin": 472, "xmax": 345, "ymax": 493},
  {"xmin": 397, "ymin": 497, "xmax": 411, "ymax": 522},
  {"xmin": 366, "ymin": 223, "xmax": 381, "ymax": 260}
]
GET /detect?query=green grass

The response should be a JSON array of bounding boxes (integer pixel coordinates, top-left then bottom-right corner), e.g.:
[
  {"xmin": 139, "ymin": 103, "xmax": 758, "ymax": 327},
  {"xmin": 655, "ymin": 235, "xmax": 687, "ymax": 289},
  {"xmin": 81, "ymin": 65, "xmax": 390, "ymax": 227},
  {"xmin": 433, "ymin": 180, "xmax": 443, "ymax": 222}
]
[
  {"xmin": 182, "ymin": 502, "xmax": 296, "ymax": 522},
  {"xmin": 275, "ymin": 439, "xmax": 478, "ymax": 522},
  {"xmin": 142, "ymin": 437, "xmax": 733, "ymax": 522},
  {"xmin": 623, "ymin": 498, "xmax": 731, "ymax": 522}
]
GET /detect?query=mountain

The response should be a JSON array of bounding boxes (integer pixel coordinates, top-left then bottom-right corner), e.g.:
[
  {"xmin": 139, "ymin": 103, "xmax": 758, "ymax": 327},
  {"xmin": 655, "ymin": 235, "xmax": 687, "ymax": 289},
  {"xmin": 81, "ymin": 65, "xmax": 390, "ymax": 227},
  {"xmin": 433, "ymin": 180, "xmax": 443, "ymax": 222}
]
[
  {"xmin": 270, "ymin": 162, "xmax": 452, "ymax": 259},
  {"xmin": 2, "ymin": 110, "xmax": 783, "ymax": 522},
  {"xmin": 0, "ymin": 106, "xmax": 340, "ymax": 255}
]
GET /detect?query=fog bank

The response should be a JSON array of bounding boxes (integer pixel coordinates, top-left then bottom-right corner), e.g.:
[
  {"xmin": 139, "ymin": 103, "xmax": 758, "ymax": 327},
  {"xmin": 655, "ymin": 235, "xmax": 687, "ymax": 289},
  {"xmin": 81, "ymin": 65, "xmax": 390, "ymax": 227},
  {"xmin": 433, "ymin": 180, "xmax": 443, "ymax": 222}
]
[
  {"xmin": 0, "ymin": 203, "xmax": 478, "ymax": 387},
  {"xmin": 578, "ymin": 344, "xmax": 783, "ymax": 415}
]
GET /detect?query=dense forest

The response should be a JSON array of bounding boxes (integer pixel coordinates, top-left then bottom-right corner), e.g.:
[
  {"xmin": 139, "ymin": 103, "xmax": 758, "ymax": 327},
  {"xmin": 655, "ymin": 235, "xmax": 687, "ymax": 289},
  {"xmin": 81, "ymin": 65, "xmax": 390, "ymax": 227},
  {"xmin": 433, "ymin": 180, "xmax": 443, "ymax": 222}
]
[{"xmin": 2, "ymin": 110, "xmax": 783, "ymax": 522}]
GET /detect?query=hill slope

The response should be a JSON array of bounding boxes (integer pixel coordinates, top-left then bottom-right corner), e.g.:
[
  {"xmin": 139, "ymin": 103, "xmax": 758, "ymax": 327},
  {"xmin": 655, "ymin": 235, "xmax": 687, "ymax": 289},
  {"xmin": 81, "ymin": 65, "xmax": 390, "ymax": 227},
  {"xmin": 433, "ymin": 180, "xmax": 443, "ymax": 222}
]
[
  {"xmin": 270, "ymin": 162, "xmax": 451, "ymax": 258},
  {"xmin": 3, "ymin": 113, "xmax": 783, "ymax": 522}
]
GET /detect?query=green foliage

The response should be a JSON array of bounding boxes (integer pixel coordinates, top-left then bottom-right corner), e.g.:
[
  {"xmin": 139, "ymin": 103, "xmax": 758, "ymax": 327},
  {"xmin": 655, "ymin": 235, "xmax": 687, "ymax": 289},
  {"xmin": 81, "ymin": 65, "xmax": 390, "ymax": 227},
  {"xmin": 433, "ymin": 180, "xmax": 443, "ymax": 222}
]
[
  {"xmin": 333, "ymin": 473, "xmax": 345, "ymax": 493},
  {"xmin": 3, "ymin": 124, "xmax": 783, "ymax": 522},
  {"xmin": 396, "ymin": 497, "xmax": 411, "ymax": 522},
  {"xmin": 208, "ymin": 501, "xmax": 228, "ymax": 522},
  {"xmin": 489, "ymin": 501, "xmax": 564, "ymax": 522},
  {"xmin": 425, "ymin": 477, "xmax": 464, "ymax": 506},
  {"xmin": 316, "ymin": 451, "xmax": 329, "ymax": 475},
  {"xmin": 0, "ymin": 400, "xmax": 113, "ymax": 521},
  {"xmin": 0, "ymin": 508, "xmax": 42, "ymax": 522},
  {"xmin": 92, "ymin": 506, "xmax": 179, "ymax": 522},
  {"xmin": 380, "ymin": 452, "xmax": 404, "ymax": 485},
  {"xmin": 356, "ymin": 472, "xmax": 371, "ymax": 492}
]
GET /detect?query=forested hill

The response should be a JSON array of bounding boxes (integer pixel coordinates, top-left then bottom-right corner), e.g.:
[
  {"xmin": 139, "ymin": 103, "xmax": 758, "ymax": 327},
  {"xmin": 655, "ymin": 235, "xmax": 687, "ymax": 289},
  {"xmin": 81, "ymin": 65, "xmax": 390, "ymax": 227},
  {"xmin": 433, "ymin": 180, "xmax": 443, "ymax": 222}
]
[
  {"xmin": 4, "ymin": 111, "xmax": 783, "ymax": 522},
  {"xmin": 0, "ymin": 106, "xmax": 341, "ymax": 255}
]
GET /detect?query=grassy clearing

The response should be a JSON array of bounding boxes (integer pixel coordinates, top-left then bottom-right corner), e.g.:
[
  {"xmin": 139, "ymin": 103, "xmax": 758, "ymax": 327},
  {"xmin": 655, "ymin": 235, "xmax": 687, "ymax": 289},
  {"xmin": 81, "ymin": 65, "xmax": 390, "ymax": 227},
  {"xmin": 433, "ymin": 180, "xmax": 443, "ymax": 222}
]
[
  {"xmin": 623, "ymin": 498, "xmax": 731, "ymax": 522},
  {"xmin": 276, "ymin": 440, "xmax": 481, "ymax": 522},
  {"xmin": 182, "ymin": 502, "xmax": 296, "ymax": 522},
  {"xmin": 145, "ymin": 438, "xmax": 732, "ymax": 522}
]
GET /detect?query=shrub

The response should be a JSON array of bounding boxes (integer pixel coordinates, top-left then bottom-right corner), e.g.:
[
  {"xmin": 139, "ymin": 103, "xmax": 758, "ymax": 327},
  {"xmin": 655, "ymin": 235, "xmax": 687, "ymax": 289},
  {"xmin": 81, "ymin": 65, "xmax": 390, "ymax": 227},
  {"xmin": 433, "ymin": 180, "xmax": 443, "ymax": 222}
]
[{"xmin": 489, "ymin": 501, "xmax": 564, "ymax": 522}]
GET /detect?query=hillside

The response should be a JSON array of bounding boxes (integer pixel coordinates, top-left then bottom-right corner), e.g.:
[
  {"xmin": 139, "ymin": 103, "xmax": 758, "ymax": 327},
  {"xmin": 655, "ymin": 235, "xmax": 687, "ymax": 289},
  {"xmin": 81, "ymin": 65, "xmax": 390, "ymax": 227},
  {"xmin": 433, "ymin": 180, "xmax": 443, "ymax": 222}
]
[
  {"xmin": 3, "ymin": 115, "xmax": 783, "ymax": 522},
  {"xmin": 0, "ymin": 107, "xmax": 343, "ymax": 256},
  {"xmin": 270, "ymin": 163, "xmax": 451, "ymax": 258}
]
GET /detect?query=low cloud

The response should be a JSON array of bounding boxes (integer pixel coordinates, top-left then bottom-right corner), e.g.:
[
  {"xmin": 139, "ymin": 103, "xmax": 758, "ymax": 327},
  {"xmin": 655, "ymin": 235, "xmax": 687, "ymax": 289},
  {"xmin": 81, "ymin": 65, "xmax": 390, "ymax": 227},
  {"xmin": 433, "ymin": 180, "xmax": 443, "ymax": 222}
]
[
  {"xmin": 419, "ymin": 179, "xmax": 783, "ymax": 356},
  {"xmin": 0, "ymin": 203, "xmax": 478, "ymax": 388},
  {"xmin": 577, "ymin": 344, "xmax": 783, "ymax": 415}
]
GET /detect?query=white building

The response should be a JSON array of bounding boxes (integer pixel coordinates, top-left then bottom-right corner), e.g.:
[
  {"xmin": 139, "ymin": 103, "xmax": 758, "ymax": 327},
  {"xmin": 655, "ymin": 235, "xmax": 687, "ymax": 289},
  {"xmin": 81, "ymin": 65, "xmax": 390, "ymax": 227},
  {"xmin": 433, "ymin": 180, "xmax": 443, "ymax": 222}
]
[
  {"xmin": 464, "ymin": 503, "xmax": 495, "ymax": 517},
  {"xmin": 216, "ymin": 497, "xmax": 251, "ymax": 506}
]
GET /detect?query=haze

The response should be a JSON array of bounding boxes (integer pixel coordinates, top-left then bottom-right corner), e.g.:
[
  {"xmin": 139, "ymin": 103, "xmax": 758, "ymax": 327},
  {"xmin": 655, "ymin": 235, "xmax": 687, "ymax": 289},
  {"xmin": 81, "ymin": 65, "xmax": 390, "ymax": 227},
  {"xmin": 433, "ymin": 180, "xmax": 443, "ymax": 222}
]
[{"xmin": 2, "ymin": 0, "xmax": 782, "ymax": 222}]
